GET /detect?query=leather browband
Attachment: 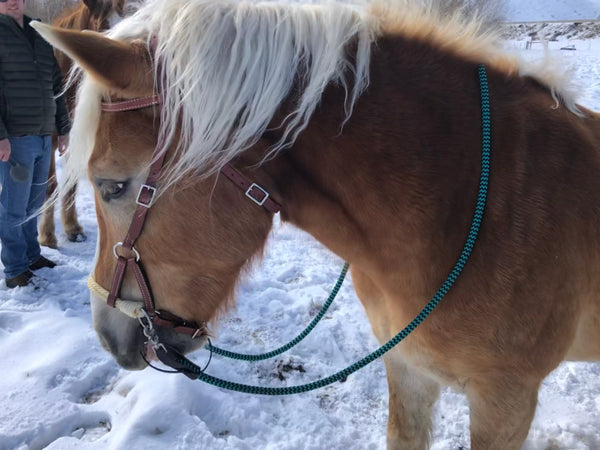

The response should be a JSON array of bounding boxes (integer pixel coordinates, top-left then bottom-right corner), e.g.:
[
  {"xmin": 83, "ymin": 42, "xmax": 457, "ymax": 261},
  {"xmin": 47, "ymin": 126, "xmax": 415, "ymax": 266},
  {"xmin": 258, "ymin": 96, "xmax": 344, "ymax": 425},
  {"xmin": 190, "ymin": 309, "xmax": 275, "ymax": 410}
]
[{"xmin": 101, "ymin": 95, "xmax": 161, "ymax": 112}]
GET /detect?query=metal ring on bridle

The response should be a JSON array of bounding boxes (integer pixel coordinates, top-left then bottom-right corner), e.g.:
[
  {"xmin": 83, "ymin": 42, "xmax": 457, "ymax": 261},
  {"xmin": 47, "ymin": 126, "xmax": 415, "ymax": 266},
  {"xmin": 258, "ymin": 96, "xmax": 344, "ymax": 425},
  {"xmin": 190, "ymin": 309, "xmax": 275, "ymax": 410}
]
[{"xmin": 113, "ymin": 241, "xmax": 140, "ymax": 261}]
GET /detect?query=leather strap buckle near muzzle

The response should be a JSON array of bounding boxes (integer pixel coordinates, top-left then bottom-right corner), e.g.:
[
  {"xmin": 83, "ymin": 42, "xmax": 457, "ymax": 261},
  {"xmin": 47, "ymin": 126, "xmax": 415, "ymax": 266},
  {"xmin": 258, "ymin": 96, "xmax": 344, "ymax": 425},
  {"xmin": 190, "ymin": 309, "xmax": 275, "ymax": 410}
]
[{"xmin": 106, "ymin": 250, "xmax": 206, "ymax": 337}]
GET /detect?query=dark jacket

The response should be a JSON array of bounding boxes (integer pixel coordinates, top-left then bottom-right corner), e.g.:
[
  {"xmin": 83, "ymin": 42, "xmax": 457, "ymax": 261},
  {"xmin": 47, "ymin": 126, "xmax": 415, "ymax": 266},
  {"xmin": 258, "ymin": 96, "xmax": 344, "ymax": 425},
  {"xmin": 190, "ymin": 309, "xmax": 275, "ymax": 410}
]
[{"xmin": 0, "ymin": 14, "xmax": 71, "ymax": 140}]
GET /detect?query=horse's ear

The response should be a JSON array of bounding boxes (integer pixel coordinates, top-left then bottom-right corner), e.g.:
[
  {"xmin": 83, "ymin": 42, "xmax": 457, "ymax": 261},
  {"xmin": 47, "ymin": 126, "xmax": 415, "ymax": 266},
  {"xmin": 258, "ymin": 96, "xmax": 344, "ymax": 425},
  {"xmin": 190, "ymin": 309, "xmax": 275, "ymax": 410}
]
[
  {"xmin": 113, "ymin": 0, "xmax": 125, "ymax": 16},
  {"xmin": 82, "ymin": 0, "xmax": 98, "ymax": 11},
  {"xmin": 31, "ymin": 22, "xmax": 153, "ymax": 94}
]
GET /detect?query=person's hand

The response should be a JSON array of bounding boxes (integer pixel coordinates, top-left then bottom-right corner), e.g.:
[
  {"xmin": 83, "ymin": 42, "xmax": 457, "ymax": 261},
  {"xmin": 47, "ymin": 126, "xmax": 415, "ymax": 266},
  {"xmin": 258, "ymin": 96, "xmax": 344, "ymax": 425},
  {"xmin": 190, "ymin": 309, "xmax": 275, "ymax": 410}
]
[
  {"xmin": 57, "ymin": 134, "xmax": 69, "ymax": 156},
  {"xmin": 0, "ymin": 138, "xmax": 11, "ymax": 162}
]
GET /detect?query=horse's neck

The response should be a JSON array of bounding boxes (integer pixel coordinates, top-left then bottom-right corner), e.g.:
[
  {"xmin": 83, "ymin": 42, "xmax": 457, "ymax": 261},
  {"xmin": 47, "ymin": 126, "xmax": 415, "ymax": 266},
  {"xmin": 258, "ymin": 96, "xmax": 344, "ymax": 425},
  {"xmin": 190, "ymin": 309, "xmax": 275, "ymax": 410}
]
[{"xmin": 259, "ymin": 36, "xmax": 484, "ymax": 275}]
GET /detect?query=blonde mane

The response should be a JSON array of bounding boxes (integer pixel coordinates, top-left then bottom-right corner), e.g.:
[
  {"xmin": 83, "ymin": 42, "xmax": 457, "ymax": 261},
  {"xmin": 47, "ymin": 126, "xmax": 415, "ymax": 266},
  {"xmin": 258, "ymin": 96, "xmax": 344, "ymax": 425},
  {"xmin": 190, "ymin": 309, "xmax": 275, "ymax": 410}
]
[{"xmin": 67, "ymin": 0, "xmax": 581, "ymax": 192}]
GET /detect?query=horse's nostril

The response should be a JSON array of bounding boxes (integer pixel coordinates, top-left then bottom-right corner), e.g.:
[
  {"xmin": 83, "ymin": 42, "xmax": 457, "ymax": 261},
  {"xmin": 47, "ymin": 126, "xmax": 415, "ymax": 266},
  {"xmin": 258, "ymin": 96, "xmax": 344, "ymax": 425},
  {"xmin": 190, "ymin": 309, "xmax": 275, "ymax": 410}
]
[
  {"xmin": 95, "ymin": 321, "xmax": 148, "ymax": 370},
  {"xmin": 96, "ymin": 331, "xmax": 113, "ymax": 353},
  {"xmin": 114, "ymin": 352, "xmax": 147, "ymax": 371}
]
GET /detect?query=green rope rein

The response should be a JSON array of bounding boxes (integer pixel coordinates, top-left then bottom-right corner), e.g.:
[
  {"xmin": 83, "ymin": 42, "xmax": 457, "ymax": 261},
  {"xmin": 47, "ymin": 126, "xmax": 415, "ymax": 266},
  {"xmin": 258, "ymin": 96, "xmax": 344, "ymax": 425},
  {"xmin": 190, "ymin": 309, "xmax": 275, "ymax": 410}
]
[
  {"xmin": 205, "ymin": 262, "xmax": 349, "ymax": 360},
  {"xmin": 178, "ymin": 64, "xmax": 491, "ymax": 395}
]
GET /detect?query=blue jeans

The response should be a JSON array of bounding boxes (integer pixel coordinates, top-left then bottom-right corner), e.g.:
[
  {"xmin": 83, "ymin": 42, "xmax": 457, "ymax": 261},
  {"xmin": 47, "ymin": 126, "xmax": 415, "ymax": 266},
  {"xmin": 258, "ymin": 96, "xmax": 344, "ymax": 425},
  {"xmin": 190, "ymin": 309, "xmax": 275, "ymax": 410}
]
[{"xmin": 0, "ymin": 135, "xmax": 52, "ymax": 278}]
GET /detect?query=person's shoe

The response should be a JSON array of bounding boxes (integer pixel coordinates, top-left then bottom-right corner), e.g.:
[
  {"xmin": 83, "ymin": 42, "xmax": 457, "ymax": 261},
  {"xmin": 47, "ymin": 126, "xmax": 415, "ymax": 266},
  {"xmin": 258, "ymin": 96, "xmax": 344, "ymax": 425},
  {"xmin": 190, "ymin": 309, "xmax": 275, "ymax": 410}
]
[
  {"xmin": 29, "ymin": 255, "xmax": 57, "ymax": 271},
  {"xmin": 6, "ymin": 270, "xmax": 36, "ymax": 289}
]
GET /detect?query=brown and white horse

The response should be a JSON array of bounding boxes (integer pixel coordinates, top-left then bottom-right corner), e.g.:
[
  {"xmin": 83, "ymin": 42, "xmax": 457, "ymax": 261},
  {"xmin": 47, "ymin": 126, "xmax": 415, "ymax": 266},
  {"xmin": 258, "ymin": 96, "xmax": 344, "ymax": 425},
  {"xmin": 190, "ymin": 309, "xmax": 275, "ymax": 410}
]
[
  {"xmin": 33, "ymin": 0, "xmax": 600, "ymax": 448},
  {"xmin": 37, "ymin": 0, "xmax": 141, "ymax": 248}
]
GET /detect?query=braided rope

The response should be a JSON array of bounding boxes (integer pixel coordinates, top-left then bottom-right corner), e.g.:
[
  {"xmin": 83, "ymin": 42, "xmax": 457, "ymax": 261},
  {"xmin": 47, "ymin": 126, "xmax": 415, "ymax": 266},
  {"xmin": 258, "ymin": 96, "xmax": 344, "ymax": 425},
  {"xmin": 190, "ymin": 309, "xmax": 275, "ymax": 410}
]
[
  {"xmin": 88, "ymin": 276, "xmax": 146, "ymax": 319},
  {"xmin": 206, "ymin": 263, "xmax": 349, "ymax": 360},
  {"xmin": 177, "ymin": 64, "xmax": 492, "ymax": 394}
]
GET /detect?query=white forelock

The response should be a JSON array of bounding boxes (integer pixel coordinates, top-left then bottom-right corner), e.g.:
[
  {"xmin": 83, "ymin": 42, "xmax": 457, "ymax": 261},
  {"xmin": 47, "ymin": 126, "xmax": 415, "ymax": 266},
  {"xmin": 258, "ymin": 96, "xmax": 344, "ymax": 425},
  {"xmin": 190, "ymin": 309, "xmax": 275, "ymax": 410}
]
[{"xmin": 99, "ymin": 0, "xmax": 376, "ymax": 187}]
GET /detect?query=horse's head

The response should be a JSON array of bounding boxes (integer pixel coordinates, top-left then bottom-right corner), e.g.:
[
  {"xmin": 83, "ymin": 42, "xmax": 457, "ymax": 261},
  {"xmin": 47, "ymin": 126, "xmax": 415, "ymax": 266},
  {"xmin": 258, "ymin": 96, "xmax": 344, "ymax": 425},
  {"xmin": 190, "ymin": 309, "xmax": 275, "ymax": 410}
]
[
  {"xmin": 81, "ymin": 0, "xmax": 124, "ymax": 29},
  {"xmin": 32, "ymin": 23, "xmax": 276, "ymax": 369},
  {"xmin": 35, "ymin": 0, "xmax": 372, "ymax": 370}
]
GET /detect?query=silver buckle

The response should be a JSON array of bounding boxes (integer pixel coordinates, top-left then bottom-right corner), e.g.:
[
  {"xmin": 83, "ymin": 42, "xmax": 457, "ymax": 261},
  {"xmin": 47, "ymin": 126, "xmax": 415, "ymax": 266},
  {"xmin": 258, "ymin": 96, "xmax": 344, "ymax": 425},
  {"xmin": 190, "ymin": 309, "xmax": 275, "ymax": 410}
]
[
  {"xmin": 136, "ymin": 184, "xmax": 157, "ymax": 208},
  {"xmin": 245, "ymin": 183, "xmax": 269, "ymax": 206}
]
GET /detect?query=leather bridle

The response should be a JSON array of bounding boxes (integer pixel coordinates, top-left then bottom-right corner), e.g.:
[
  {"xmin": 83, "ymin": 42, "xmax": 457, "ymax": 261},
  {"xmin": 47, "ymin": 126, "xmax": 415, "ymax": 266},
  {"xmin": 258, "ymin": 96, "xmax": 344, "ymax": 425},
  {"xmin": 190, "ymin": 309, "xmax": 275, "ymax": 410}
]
[{"xmin": 94, "ymin": 94, "xmax": 282, "ymax": 343}]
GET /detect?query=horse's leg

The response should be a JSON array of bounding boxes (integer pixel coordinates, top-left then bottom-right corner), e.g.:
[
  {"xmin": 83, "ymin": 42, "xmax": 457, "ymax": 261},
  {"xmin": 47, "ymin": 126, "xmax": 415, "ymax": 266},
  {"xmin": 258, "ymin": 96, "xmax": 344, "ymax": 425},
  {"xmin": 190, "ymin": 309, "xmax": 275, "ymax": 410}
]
[
  {"xmin": 61, "ymin": 182, "xmax": 86, "ymax": 242},
  {"xmin": 38, "ymin": 145, "xmax": 58, "ymax": 248},
  {"xmin": 384, "ymin": 350, "xmax": 440, "ymax": 449},
  {"xmin": 351, "ymin": 267, "xmax": 440, "ymax": 450},
  {"xmin": 466, "ymin": 375, "xmax": 540, "ymax": 449}
]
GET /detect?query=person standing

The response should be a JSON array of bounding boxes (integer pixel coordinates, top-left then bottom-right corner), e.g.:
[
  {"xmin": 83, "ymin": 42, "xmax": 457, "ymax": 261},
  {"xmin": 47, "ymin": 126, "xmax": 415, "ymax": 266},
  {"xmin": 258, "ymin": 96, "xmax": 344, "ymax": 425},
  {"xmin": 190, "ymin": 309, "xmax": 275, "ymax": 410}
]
[{"xmin": 0, "ymin": 0, "xmax": 71, "ymax": 288}]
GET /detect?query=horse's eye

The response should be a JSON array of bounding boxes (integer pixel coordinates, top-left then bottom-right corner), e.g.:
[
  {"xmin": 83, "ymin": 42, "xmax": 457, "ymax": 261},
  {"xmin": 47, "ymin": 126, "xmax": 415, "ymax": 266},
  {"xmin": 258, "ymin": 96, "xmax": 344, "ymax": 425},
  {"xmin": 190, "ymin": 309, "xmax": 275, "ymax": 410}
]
[{"xmin": 96, "ymin": 179, "xmax": 128, "ymax": 202}]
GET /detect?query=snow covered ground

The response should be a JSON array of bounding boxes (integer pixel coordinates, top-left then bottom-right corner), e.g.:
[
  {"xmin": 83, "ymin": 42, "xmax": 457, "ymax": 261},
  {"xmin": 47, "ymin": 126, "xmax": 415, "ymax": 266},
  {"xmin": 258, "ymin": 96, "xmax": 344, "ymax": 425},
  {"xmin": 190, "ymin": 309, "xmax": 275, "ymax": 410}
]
[{"xmin": 1, "ymin": 17, "xmax": 600, "ymax": 450}]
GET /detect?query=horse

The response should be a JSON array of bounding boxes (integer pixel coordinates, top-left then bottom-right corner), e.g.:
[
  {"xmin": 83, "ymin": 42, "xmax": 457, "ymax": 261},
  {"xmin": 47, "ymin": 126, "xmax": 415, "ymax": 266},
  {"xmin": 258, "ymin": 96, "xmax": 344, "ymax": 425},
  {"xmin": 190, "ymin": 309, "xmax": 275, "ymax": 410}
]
[
  {"xmin": 32, "ymin": 0, "xmax": 600, "ymax": 448},
  {"xmin": 37, "ymin": 0, "xmax": 141, "ymax": 248}
]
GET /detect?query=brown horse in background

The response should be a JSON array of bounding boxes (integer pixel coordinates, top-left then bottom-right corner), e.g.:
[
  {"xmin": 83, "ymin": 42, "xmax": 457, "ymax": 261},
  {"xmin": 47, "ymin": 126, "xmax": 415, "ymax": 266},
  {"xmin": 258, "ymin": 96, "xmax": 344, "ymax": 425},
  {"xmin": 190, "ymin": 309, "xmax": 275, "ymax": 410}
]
[
  {"xmin": 33, "ymin": 0, "xmax": 600, "ymax": 448},
  {"xmin": 38, "ymin": 0, "xmax": 140, "ymax": 248}
]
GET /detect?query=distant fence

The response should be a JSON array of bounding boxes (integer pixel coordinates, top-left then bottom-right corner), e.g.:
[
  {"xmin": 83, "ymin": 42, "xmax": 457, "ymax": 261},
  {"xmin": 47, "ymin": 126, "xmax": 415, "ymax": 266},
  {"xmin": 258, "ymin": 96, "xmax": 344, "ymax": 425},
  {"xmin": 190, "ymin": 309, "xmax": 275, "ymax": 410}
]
[{"xmin": 525, "ymin": 39, "xmax": 548, "ymax": 50}]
